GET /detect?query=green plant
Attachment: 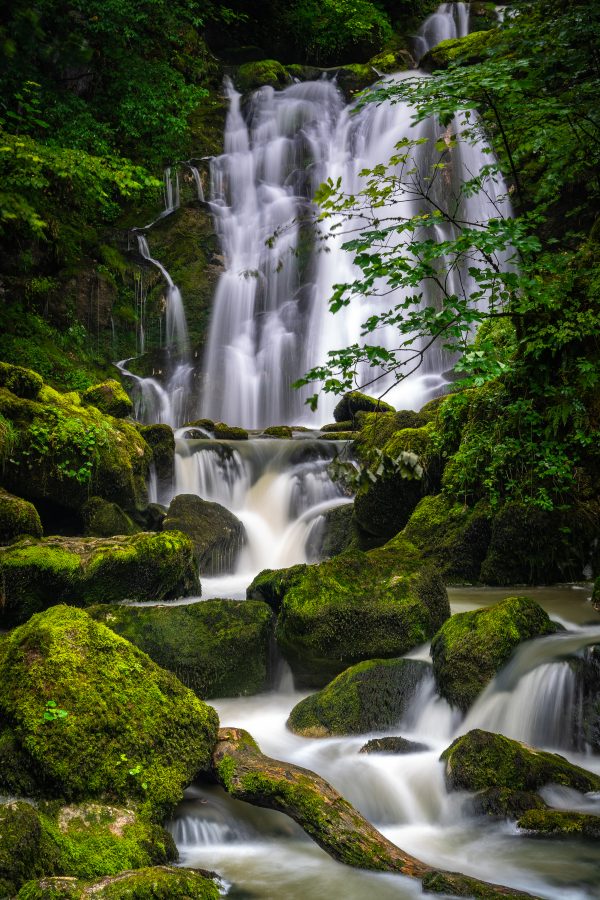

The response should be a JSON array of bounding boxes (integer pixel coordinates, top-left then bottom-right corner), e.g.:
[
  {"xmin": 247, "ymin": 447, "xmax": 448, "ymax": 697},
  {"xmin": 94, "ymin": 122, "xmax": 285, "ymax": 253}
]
[{"xmin": 42, "ymin": 699, "xmax": 68, "ymax": 722}]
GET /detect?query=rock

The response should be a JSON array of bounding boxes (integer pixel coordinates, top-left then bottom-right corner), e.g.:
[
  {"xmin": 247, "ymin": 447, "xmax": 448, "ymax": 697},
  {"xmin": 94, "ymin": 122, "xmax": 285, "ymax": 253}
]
[
  {"xmin": 0, "ymin": 801, "xmax": 56, "ymax": 897},
  {"xmin": 0, "ymin": 531, "xmax": 199, "ymax": 627},
  {"xmin": 580, "ymin": 644, "xmax": 600, "ymax": 751},
  {"xmin": 17, "ymin": 866, "xmax": 220, "ymax": 899},
  {"xmin": 367, "ymin": 49, "xmax": 413, "ymax": 73},
  {"xmin": 288, "ymin": 658, "xmax": 430, "ymax": 736},
  {"xmin": 359, "ymin": 737, "xmax": 429, "ymax": 754},
  {"xmin": 0, "ymin": 377, "xmax": 150, "ymax": 519},
  {"xmin": 421, "ymin": 30, "xmax": 499, "ymax": 72},
  {"xmin": 441, "ymin": 730, "xmax": 600, "ymax": 794},
  {"xmin": 470, "ymin": 788, "xmax": 547, "ymax": 819},
  {"xmin": 81, "ymin": 497, "xmax": 139, "ymax": 537},
  {"xmin": 262, "ymin": 425, "xmax": 293, "ymax": 439},
  {"xmin": 0, "ymin": 362, "xmax": 43, "ymax": 399},
  {"xmin": 430, "ymin": 596, "xmax": 557, "ymax": 711},
  {"xmin": 82, "ymin": 380, "xmax": 133, "ymax": 419},
  {"xmin": 185, "ymin": 418, "xmax": 215, "ymax": 431},
  {"xmin": 320, "ymin": 503, "xmax": 355, "ymax": 557},
  {"xmin": 163, "ymin": 493, "xmax": 245, "ymax": 575},
  {"xmin": 516, "ymin": 809, "xmax": 600, "ymax": 838},
  {"xmin": 321, "ymin": 420, "xmax": 354, "ymax": 432},
  {"xmin": 0, "ymin": 605, "xmax": 219, "ymax": 818},
  {"xmin": 275, "ymin": 534, "xmax": 449, "ymax": 686},
  {"xmin": 403, "ymin": 494, "xmax": 492, "ymax": 583},
  {"xmin": 354, "ymin": 410, "xmax": 421, "ymax": 450},
  {"xmin": 479, "ymin": 502, "xmax": 565, "ymax": 585},
  {"xmin": 0, "ymin": 488, "xmax": 42, "ymax": 543},
  {"xmin": 321, "ymin": 431, "xmax": 355, "ymax": 440},
  {"xmin": 246, "ymin": 563, "xmax": 306, "ymax": 612},
  {"xmin": 212, "ymin": 422, "xmax": 249, "ymax": 440},
  {"xmin": 334, "ymin": 391, "xmax": 394, "ymax": 422},
  {"xmin": 89, "ymin": 599, "xmax": 274, "ymax": 698},
  {"xmin": 236, "ymin": 59, "xmax": 289, "ymax": 93},
  {"xmin": 139, "ymin": 424, "xmax": 175, "ymax": 483},
  {"xmin": 334, "ymin": 64, "xmax": 379, "ymax": 98}
]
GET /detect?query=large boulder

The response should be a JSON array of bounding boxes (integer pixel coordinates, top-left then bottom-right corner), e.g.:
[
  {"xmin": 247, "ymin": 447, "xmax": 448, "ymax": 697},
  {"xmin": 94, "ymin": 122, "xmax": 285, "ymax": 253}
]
[
  {"xmin": 287, "ymin": 658, "xmax": 430, "ymax": 737},
  {"xmin": 236, "ymin": 59, "xmax": 289, "ymax": 92},
  {"xmin": 0, "ymin": 375, "xmax": 150, "ymax": 519},
  {"xmin": 319, "ymin": 503, "xmax": 355, "ymax": 558},
  {"xmin": 275, "ymin": 534, "xmax": 449, "ymax": 686},
  {"xmin": 441, "ymin": 730, "xmax": 600, "ymax": 794},
  {"xmin": 430, "ymin": 596, "xmax": 557, "ymax": 711},
  {"xmin": 334, "ymin": 391, "xmax": 394, "ymax": 423},
  {"xmin": 89, "ymin": 599, "xmax": 274, "ymax": 698},
  {"xmin": 0, "ymin": 605, "xmax": 219, "ymax": 818},
  {"xmin": 18, "ymin": 867, "xmax": 220, "ymax": 899},
  {"xmin": 82, "ymin": 380, "xmax": 133, "ymax": 419},
  {"xmin": 81, "ymin": 497, "xmax": 139, "ymax": 537},
  {"xmin": 0, "ymin": 488, "xmax": 43, "ymax": 543},
  {"xmin": 163, "ymin": 494, "xmax": 246, "ymax": 575},
  {"xmin": 0, "ymin": 532, "xmax": 199, "ymax": 627}
]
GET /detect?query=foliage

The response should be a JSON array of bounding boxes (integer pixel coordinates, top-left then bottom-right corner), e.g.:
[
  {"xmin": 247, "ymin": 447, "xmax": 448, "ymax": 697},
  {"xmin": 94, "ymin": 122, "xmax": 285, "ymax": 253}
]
[
  {"xmin": 281, "ymin": 0, "xmax": 392, "ymax": 65},
  {"xmin": 42, "ymin": 700, "xmax": 69, "ymax": 723}
]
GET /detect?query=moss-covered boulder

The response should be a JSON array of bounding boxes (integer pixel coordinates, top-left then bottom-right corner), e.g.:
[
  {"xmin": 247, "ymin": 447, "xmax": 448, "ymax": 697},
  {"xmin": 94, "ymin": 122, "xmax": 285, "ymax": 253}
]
[
  {"xmin": 139, "ymin": 424, "xmax": 175, "ymax": 484},
  {"xmin": 262, "ymin": 425, "xmax": 293, "ymax": 439},
  {"xmin": 246, "ymin": 563, "xmax": 306, "ymax": 612},
  {"xmin": 0, "ymin": 362, "xmax": 43, "ymax": 400},
  {"xmin": 421, "ymin": 29, "xmax": 499, "ymax": 71},
  {"xmin": 275, "ymin": 534, "xmax": 449, "ymax": 686},
  {"xmin": 163, "ymin": 494, "xmax": 245, "ymax": 575},
  {"xmin": 321, "ymin": 420, "xmax": 354, "ymax": 432},
  {"xmin": 441, "ymin": 730, "xmax": 600, "ymax": 794},
  {"xmin": 367, "ymin": 49, "xmax": 413, "ymax": 73},
  {"xmin": 430, "ymin": 596, "xmax": 557, "ymax": 711},
  {"xmin": 320, "ymin": 503, "xmax": 355, "ymax": 558},
  {"xmin": 236, "ymin": 59, "xmax": 289, "ymax": 92},
  {"xmin": 288, "ymin": 658, "xmax": 430, "ymax": 737},
  {"xmin": 82, "ymin": 497, "xmax": 140, "ymax": 538},
  {"xmin": 334, "ymin": 391, "xmax": 394, "ymax": 423},
  {"xmin": 82, "ymin": 381, "xmax": 133, "ymax": 419},
  {"xmin": 0, "ymin": 487, "xmax": 43, "ymax": 543},
  {"xmin": 517, "ymin": 808, "xmax": 600, "ymax": 838},
  {"xmin": 0, "ymin": 379, "xmax": 150, "ymax": 518},
  {"xmin": 334, "ymin": 64, "xmax": 379, "ymax": 98},
  {"xmin": 0, "ymin": 605, "xmax": 219, "ymax": 818},
  {"xmin": 359, "ymin": 736, "xmax": 428, "ymax": 754},
  {"xmin": 0, "ymin": 532, "xmax": 199, "ymax": 626},
  {"xmin": 212, "ymin": 422, "xmax": 249, "ymax": 440},
  {"xmin": 17, "ymin": 867, "xmax": 220, "ymax": 899},
  {"xmin": 0, "ymin": 801, "xmax": 57, "ymax": 897},
  {"xmin": 470, "ymin": 787, "xmax": 547, "ymax": 820},
  {"xmin": 403, "ymin": 495, "xmax": 492, "ymax": 583},
  {"xmin": 89, "ymin": 599, "xmax": 274, "ymax": 698}
]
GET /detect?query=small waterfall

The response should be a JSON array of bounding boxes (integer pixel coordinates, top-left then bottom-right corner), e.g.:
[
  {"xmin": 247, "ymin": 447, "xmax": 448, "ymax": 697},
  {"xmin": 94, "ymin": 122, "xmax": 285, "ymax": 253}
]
[
  {"xmin": 164, "ymin": 166, "xmax": 181, "ymax": 212},
  {"xmin": 413, "ymin": 1, "xmax": 470, "ymax": 62},
  {"xmin": 188, "ymin": 164, "xmax": 205, "ymax": 202},
  {"xmin": 136, "ymin": 235, "xmax": 188, "ymax": 352}
]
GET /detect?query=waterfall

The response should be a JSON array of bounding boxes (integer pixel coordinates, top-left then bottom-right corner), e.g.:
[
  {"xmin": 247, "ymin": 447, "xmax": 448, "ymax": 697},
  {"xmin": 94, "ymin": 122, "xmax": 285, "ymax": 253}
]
[
  {"xmin": 200, "ymin": 2, "xmax": 508, "ymax": 427},
  {"xmin": 136, "ymin": 234, "xmax": 188, "ymax": 352},
  {"xmin": 164, "ymin": 166, "xmax": 181, "ymax": 212}
]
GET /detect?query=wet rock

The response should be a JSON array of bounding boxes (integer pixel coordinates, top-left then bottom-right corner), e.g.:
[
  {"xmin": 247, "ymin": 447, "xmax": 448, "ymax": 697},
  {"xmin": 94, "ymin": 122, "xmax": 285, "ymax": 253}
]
[
  {"xmin": 320, "ymin": 503, "xmax": 355, "ymax": 557},
  {"xmin": 163, "ymin": 493, "xmax": 245, "ymax": 575},
  {"xmin": 287, "ymin": 658, "xmax": 430, "ymax": 737},
  {"xmin": 580, "ymin": 643, "xmax": 600, "ymax": 751},
  {"xmin": 359, "ymin": 737, "xmax": 429, "ymax": 754},
  {"xmin": 421, "ymin": 30, "xmax": 499, "ymax": 72},
  {"xmin": 18, "ymin": 866, "xmax": 221, "ymax": 899},
  {"xmin": 470, "ymin": 788, "xmax": 547, "ymax": 819},
  {"xmin": 479, "ymin": 502, "xmax": 566, "ymax": 585},
  {"xmin": 82, "ymin": 380, "xmax": 133, "ymax": 419},
  {"xmin": 334, "ymin": 391, "xmax": 394, "ymax": 423},
  {"xmin": 516, "ymin": 808, "xmax": 600, "ymax": 838},
  {"xmin": 421, "ymin": 870, "xmax": 534, "ymax": 899},
  {"xmin": 0, "ymin": 488, "xmax": 43, "ymax": 543},
  {"xmin": 367, "ymin": 49, "xmax": 413, "ymax": 73},
  {"xmin": 262, "ymin": 425, "xmax": 293, "ymax": 439},
  {"xmin": 213, "ymin": 422, "xmax": 249, "ymax": 440},
  {"xmin": 236, "ymin": 59, "xmax": 290, "ymax": 93},
  {"xmin": 0, "ymin": 531, "xmax": 198, "ymax": 626},
  {"xmin": 246, "ymin": 563, "xmax": 306, "ymax": 612},
  {"xmin": 89, "ymin": 599, "xmax": 274, "ymax": 698},
  {"xmin": 0, "ymin": 605, "xmax": 219, "ymax": 819},
  {"xmin": 321, "ymin": 420, "xmax": 354, "ymax": 432},
  {"xmin": 139, "ymin": 423, "xmax": 175, "ymax": 483},
  {"xmin": 430, "ymin": 596, "xmax": 557, "ymax": 711},
  {"xmin": 81, "ymin": 496, "xmax": 139, "ymax": 537}
]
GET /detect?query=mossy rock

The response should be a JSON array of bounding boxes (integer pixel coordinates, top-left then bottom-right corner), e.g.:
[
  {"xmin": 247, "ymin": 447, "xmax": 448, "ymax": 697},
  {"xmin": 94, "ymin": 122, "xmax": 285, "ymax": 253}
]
[
  {"xmin": 334, "ymin": 391, "xmax": 394, "ymax": 423},
  {"xmin": 321, "ymin": 421, "xmax": 354, "ymax": 432},
  {"xmin": 367, "ymin": 49, "xmax": 412, "ymax": 73},
  {"xmin": 0, "ymin": 605, "xmax": 219, "ymax": 819},
  {"xmin": 82, "ymin": 381, "xmax": 133, "ymax": 419},
  {"xmin": 0, "ymin": 362, "xmax": 43, "ymax": 400},
  {"xmin": 441, "ymin": 729, "xmax": 600, "ymax": 794},
  {"xmin": 403, "ymin": 495, "xmax": 492, "ymax": 584},
  {"xmin": 359, "ymin": 736, "xmax": 428, "ymax": 754},
  {"xmin": 261, "ymin": 425, "xmax": 293, "ymax": 439},
  {"xmin": 288, "ymin": 658, "xmax": 430, "ymax": 736},
  {"xmin": 138, "ymin": 425, "xmax": 175, "ymax": 482},
  {"xmin": 430, "ymin": 596, "xmax": 557, "ymax": 711},
  {"xmin": 0, "ymin": 487, "xmax": 43, "ymax": 544},
  {"xmin": 353, "ymin": 409, "xmax": 421, "ymax": 453},
  {"xmin": 246, "ymin": 563, "xmax": 307, "ymax": 612},
  {"xmin": 580, "ymin": 644, "xmax": 600, "ymax": 751},
  {"xmin": 212, "ymin": 422, "xmax": 249, "ymax": 440},
  {"xmin": 163, "ymin": 494, "xmax": 245, "ymax": 575},
  {"xmin": 517, "ymin": 808, "xmax": 600, "ymax": 838},
  {"xmin": 275, "ymin": 534, "xmax": 449, "ymax": 686},
  {"xmin": 470, "ymin": 787, "xmax": 547, "ymax": 819},
  {"xmin": 236, "ymin": 59, "xmax": 289, "ymax": 92},
  {"xmin": 0, "ymin": 380, "xmax": 150, "ymax": 517},
  {"xmin": 0, "ymin": 801, "xmax": 57, "ymax": 897},
  {"xmin": 17, "ymin": 867, "xmax": 220, "ymax": 899},
  {"xmin": 335, "ymin": 64, "xmax": 379, "ymax": 98},
  {"xmin": 82, "ymin": 497, "xmax": 140, "ymax": 538},
  {"xmin": 320, "ymin": 431, "xmax": 355, "ymax": 441},
  {"xmin": 89, "ymin": 599, "xmax": 274, "ymax": 698},
  {"xmin": 320, "ymin": 504, "xmax": 355, "ymax": 558},
  {"xmin": 0, "ymin": 531, "xmax": 199, "ymax": 627},
  {"xmin": 421, "ymin": 29, "xmax": 499, "ymax": 71}
]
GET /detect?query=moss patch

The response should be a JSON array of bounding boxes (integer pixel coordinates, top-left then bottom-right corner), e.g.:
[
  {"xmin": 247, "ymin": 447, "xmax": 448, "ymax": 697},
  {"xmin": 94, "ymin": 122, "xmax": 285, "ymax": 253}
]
[
  {"xmin": 17, "ymin": 866, "xmax": 220, "ymax": 899},
  {"xmin": 236, "ymin": 59, "xmax": 289, "ymax": 93},
  {"xmin": 334, "ymin": 391, "xmax": 394, "ymax": 423},
  {"xmin": 81, "ymin": 497, "xmax": 140, "ymax": 538},
  {"xmin": 517, "ymin": 808, "xmax": 600, "ymax": 837},
  {"xmin": 421, "ymin": 29, "xmax": 500, "ymax": 71},
  {"xmin": 0, "ymin": 488, "xmax": 43, "ymax": 544},
  {"xmin": 82, "ymin": 381, "xmax": 133, "ymax": 419}
]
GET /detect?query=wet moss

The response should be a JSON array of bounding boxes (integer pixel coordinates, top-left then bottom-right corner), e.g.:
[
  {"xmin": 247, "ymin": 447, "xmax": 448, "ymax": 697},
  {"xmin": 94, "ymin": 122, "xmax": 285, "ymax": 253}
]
[
  {"xmin": 421, "ymin": 29, "xmax": 500, "ymax": 71},
  {"xmin": 0, "ymin": 488, "xmax": 43, "ymax": 543},
  {"xmin": 88, "ymin": 599, "xmax": 274, "ymax": 698},
  {"xmin": 246, "ymin": 564, "xmax": 307, "ymax": 612},
  {"xmin": 320, "ymin": 431, "xmax": 355, "ymax": 441},
  {"xmin": 470, "ymin": 788, "xmax": 547, "ymax": 820},
  {"xmin": 0, "ymin": 605, "xmax": 219, "ymax": 818},
  {"xmin": 236, "ymin": 59, "xmax": 289, "ymax": 92},
  {"xmin": 441, "ymin": 730, "xmax": 600, "ymax": 794},
  {"xmin": 17, "ymin": 866, "xmax": 220, "ymax": 899},
  {"xmin": 212, "ymin": 422, "xmax": 249, "ymax": 440},
  {"xmin": 517, "ymin": 808, "xmax": 600, "ymax": 837},
  {"xmin": 0, "ymin": 531, "xmax": 199, "ymax": 626},
  {"xmin": 334, "ymin": 391, "xmax": 394, "ymax": 423},
  {"xmin": 359, "ymin": 736, "xmax": 428, "ymax": 754},
  {"xmin": 262, "ymin": 425, "xmax": 293, "ymax": 439},
  {"xmin": 430, "ymin": 596, "xmax": 557, "ymax": 711},
  {"xmin": 367, "ymin": 49, "xmax": 411, "ymax": 73},
  {"xmin": 320, "ymin": 504, "xmax": 355, "ymax": 558},
  {"xmin": 0, "ymin": 362, "xmax": 43, "ymax": 400},
  {"xmin": 82, "ymin": 381, "xmax": 133, "ymax": 419},
  {"xmin": 321, "ymin": 421, "xmax": 354, "ymax": 432},
  {"xmin": 287, "ymin": 658, "xmax": 430, "ymax": 736},
  {"xmin": 82, "ymin": 497, "xmax": 140, "ymax": 538}
]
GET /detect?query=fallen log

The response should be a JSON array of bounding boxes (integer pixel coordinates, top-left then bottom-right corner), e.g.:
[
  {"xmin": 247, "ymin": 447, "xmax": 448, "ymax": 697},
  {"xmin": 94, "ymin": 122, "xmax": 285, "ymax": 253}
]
[{"xmin": 211, "ymin": 727, "xmax": 540, "ymax": 900}]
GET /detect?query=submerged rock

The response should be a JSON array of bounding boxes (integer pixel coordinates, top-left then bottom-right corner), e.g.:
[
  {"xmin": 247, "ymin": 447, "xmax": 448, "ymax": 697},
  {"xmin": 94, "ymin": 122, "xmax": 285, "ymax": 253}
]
[
  {"xmin": 0, "ymin": 605, "xmax": 219, "ymax": 818},
  {"xmin": 274, "ymin": 534, "xmax": 449, "ymax": 686},
  {"xmin": 359, "ymin": 737, "xmax": 429, "ymax": 754},
  {"xmin": 89, "ymin": 599, "xmax": 274, "ymax": 698},
  {"xmin": 163, "ymin": 493, "xmax": 245, "ymax": 575},
  {"xmin": 17, "ymin": 866, "xmax": 220, "ymax": 899},
  {"xmin": 81, "ymin": 380, "xmax": 133, "ymax": 419},
  {"xmin": 288, "ymin": 658, "xmax": 430, "ymax": 737},
  {"xmin": 0, "ymin": 488, "xmax": 43, "ymax": 544},
  {"xmin": 430, "ymin": 596, "xmax": 557, "ymax": 711},
  {"xmin": 0, "ymin": 531, "xmax": 199, "ymax": 626},
  {"xmin": 441, "ymin": 730, "xmax": 600, "ymax": 794}
]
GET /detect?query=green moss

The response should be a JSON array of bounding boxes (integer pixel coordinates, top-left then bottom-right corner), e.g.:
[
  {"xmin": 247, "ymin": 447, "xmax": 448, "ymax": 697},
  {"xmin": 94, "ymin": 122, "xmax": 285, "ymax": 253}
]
[
  {"xmin": 422, "ymin": 29, "xmax": 500, "ymax": 71},
  {"xmin": 334, "ymin": 64, "xmax": 379, "ymax": 97},
  {"xmin": 138, "ymin": 425, "xmax": 175, "ymax": 482},
  {"xmin": 441, "ymin": 729, "xmax": 600, "ymax": 794},
  {"xmin": 430, "ymin": 596, "xmax": 557, "ymax": 711},
  {"xmin": 367, "ymin": 49, "xmax": 411, "ymax": 74},
  {"xmin": 262, "ymin": 425, "xmax": 293, "ymax": 439},
  {"xmin": 82, "ymin": 381, "xmax": 133, "ymax": 419},
  {"xmin": 0, "ymin": 532, "xmax": 199, "ymax": 626},
  {"xmin": 0, "ymin": 362, "xmax": 43, "ymax": 400},
  {"xmin": 421, "ymin": 870, "xmax": 533, "ymax": 899},
  {"xmin": 320, "ymin": 504, "xmax": 355, "ymax": 558},
  {"xmin": 470, "ymin": 787, "xmax": 547, "ymax": 819},
  {"xmin": 212, "ymin": 422, "xmax": 249, "ymax": 440},
  {"xmin": 236, "ymin": 59, "xmax": 289, "ymax": 92},
  {"xmin": 88, "ymin": 599, "xmax": 274, "ymax": 698},
  {"xmin": 17, "ymin": 867, "xmax": 220, "ymax": 899},
  {"xmin": 321, "ymin": 420, "xmax": 354, "ymax": 432},
  {"xmin": 275, "ymin": 535, "xmax": 449, "ymax": 686},
  {"xmin": 320, "ymin": 431, "xmax": 355, "ymax": 440},
  {"xmin": 334, "ymin": 391, "xmax": 394, "ymax": 423},
  {"xmin": 0, "ymin": 488, "xmax": 43, "ymax": 543},
  {"xmin": 287, "ymin": 658, "xmax": 430, "ymax": 736},
  {"xmin": 0, "ymin": 801, "xmax": 59, "ymax": 897},
  {"xmin": 359, "ymin": 736, "xmax": 428, "ymax": 754},
  {"xmin": 517, "ymin": 808, "xmax": 600, "ymax": 837},
  {"xmin": 82, "ymin": 497, "xmax": 139, "ymax": 537},
  {"xmin": 0, "ymin": 605, "xmax": 219, "ymax": 819},
  {"xmin": 246, "ymin": 564, "xmax": 307, "ymax": 611}
]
